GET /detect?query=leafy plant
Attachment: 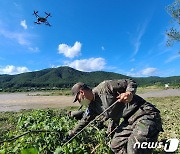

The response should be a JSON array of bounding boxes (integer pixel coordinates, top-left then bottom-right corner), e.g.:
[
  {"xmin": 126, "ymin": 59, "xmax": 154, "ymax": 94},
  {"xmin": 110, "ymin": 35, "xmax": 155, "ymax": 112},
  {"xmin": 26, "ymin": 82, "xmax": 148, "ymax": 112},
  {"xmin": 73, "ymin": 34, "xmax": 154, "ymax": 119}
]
[{"xmin": 0, "ymin": 109, "xmax": 111, "ymax": 153}]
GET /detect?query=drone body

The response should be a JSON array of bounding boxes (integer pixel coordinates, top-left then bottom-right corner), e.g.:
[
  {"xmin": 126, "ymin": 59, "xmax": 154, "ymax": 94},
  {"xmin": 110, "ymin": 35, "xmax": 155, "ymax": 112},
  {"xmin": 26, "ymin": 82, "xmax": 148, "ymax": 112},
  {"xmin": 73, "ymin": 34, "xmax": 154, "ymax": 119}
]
[{"xmin": 33, "ymin": 11, "xmax": 51, "ymax": 26}]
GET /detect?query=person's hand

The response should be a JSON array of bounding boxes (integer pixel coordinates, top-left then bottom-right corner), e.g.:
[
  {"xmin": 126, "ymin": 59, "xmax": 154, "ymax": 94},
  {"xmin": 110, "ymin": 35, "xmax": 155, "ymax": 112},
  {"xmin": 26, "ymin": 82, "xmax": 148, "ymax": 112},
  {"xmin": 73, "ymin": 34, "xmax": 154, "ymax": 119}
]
[
  {"xmin": 95, "ymin": 121, "xmax": 107, "ymax": 130},
  {"xmin": 62, "ymin": 135, "xmax": 72, "ymax": 143},
  {"xmin": 116, "ymin": 91, "xmax": 133, "ymax": 103},
  {"xmin": 67, "ymin": 111, "xmax": 72, "ymax": 117},
  {"xmin": 68, "ymin": 130, "xmax": 75, "ymax": 137},
  {"xmin": 62, "ymin": 130, "xmax": 74, "ymax": 143}
]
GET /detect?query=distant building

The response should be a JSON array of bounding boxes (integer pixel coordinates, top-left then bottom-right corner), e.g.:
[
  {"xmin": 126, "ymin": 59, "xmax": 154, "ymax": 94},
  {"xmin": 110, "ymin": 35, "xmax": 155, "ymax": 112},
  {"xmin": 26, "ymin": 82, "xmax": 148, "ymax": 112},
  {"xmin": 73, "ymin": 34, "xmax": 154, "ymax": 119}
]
[{"xmin": 165, "ymin": 84, "xmax": 169, "ymax": 90}]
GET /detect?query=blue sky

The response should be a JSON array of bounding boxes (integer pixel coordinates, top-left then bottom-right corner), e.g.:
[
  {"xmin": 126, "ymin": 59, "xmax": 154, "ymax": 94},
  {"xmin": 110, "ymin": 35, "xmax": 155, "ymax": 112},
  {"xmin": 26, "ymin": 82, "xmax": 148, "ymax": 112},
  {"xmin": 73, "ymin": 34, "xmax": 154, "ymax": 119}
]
[{"xmin": 0, "ymin": 0, "xmax": 179, "ymax": 77}]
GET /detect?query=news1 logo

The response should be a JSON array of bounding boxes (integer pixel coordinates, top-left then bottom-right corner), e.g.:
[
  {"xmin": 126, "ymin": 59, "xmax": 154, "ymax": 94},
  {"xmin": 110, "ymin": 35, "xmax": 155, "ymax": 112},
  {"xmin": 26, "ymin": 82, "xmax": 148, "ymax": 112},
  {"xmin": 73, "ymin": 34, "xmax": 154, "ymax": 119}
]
[
  {"xmin": 133, "ymin": 138, "xmax": 179, "ymax": 152},
  {"xmin": 164, "ymin": 138, "xmax": 179, "ymax": 152}
]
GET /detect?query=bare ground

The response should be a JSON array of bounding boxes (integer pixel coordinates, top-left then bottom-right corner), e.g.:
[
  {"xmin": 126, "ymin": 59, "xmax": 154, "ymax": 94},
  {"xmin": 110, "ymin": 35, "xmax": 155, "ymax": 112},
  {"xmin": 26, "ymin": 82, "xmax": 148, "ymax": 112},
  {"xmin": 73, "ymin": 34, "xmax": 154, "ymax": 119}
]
[
  {"xmin": 139, "ymin": 89, "xmax": 180, "ymax": 98},
  {"xmin": 0, "ymin": 93, "xmax": 78, "ymax": 112},
  {"xmin": 0, "ymin": 89, "xmax": 179, "ymax": 112}
]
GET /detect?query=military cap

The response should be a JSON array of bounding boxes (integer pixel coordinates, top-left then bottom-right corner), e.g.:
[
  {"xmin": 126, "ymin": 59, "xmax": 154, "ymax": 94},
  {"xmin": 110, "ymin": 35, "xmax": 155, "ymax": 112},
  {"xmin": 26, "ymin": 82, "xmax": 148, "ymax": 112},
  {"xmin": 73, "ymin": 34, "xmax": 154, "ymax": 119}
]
[{"xmin": 71, "ymin": 82, "xmax": 88, "ymax": 103}]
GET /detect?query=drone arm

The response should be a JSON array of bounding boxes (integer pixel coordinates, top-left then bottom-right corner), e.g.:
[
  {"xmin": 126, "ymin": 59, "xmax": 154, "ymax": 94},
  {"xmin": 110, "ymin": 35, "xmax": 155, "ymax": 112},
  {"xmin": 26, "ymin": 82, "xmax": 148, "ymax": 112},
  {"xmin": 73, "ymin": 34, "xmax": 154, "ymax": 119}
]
[{"xmin": 45, "ymin": 12, "xmax": 51, "ymax": 18}]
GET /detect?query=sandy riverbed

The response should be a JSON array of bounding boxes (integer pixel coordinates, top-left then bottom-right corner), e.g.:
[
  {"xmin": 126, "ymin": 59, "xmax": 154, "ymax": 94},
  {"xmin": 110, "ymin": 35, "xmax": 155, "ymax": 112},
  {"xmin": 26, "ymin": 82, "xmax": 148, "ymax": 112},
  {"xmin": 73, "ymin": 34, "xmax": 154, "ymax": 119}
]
[
  {"xmin": 0, "ymin": 89, "xmax": 179, "ymax": 112},
  {"xmin": 0, "ymin": 93, "xmax": 79, "ymax": 112}
]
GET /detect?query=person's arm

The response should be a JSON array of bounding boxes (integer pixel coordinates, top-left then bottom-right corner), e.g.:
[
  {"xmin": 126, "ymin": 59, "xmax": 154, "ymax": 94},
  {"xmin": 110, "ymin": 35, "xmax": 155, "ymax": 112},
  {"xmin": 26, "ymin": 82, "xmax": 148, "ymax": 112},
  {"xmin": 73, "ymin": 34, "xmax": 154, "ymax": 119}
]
[
  {"xmin": 125, "ymin": 79, "xmax": 137, "ymax": 94},
  {"xmin": 68, "ymin": 107, "xmax": 97, "ymax": 137},
  {"xmin": 117, "ymin": 79, "xmax": 137, "ymax": 103}
]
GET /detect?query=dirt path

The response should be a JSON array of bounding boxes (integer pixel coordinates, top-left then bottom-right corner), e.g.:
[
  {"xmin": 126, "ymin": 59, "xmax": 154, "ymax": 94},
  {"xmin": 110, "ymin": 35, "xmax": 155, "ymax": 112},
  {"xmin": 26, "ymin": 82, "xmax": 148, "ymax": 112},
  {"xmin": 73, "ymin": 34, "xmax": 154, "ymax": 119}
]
[
  {"xmin": 0, "ymin": 89, "xmax": 179, "ymax": 112},
  {"xmin": 138, "ymin": 89, "xmax": 180, "ymax": 98}
]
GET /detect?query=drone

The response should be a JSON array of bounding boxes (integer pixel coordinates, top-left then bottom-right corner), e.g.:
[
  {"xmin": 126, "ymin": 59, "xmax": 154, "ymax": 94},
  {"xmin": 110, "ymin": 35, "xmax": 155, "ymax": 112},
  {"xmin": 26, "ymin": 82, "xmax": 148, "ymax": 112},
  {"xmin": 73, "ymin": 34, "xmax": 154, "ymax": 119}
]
[{"xmin": 33, "ymin": 11, "xmax": 52, "ymax": 26}]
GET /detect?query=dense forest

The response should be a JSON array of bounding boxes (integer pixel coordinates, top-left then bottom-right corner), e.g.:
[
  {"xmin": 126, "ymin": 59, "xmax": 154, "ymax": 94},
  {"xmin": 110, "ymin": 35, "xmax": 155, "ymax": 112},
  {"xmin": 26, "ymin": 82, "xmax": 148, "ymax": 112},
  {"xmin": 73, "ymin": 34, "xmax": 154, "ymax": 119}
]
[{"xmin": 0, "ymin": 66, "xmax": 179, "ymax": 92}]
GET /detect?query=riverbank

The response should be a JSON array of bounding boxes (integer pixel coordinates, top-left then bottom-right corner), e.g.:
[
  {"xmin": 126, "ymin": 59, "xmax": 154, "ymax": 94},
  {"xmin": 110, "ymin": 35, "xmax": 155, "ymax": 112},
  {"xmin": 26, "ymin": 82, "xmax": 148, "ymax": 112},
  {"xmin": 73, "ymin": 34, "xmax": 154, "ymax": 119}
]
[{"xmin": 0, "ymin": 89, "xmax": 180, "ymax": 112}]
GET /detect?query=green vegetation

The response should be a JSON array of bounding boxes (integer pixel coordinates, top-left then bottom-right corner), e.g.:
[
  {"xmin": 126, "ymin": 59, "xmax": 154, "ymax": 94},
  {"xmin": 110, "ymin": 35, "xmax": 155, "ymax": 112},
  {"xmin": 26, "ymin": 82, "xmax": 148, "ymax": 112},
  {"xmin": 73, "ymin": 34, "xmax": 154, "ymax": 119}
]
[
  {"xmin": 0, "ymin": 96, "xmax": 180, "ymax": 153},
  {"xmin": 147, "ymin": 96, "xmax": 180, "ymax": 140},
  {"xmin": 0, "ymin": 108, "xmax": 111, "ymax": 154},
  {"xmin": 166, "ymin": 0, "xmax": 180, "ymax": 47},
  {"xmin": 0, "ymin": 66, "xmax": 180, "ymax": 92},
  {"xmin": 136, "ymin": 85, "xmax": 164, "ymax": 94},
  {"xmin": 146, "ymin": 96, "xmax": 180, "ymax": 153}
]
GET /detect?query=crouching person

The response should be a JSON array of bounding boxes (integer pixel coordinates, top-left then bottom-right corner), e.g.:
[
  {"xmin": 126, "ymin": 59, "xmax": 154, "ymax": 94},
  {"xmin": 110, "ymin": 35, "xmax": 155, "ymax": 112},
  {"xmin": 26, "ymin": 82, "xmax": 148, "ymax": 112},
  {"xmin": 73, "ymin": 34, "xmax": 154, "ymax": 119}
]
[
  {"xmin": 69, "ymin": 79, "xmax": 163, "ymax": 154},
  {"xmin": 110, "ymin": 98, "xmax": 163, "ymax": 154}
]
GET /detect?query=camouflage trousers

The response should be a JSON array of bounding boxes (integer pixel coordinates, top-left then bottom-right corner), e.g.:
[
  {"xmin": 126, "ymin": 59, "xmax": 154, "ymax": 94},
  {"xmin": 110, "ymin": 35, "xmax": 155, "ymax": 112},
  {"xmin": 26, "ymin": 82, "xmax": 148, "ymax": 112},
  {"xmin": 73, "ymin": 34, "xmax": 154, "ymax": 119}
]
[{"xmin": 110, "ymin": 112, "xmax": 162, "ymax": 154}]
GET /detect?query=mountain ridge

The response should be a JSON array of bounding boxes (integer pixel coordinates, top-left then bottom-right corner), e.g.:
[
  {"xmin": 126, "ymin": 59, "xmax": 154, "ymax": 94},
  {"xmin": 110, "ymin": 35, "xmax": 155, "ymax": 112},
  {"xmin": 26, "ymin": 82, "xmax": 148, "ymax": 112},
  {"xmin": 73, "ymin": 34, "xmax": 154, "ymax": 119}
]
[{"xmin": 0, "ymin": 66, "xmax": 179, "ymax": 91}]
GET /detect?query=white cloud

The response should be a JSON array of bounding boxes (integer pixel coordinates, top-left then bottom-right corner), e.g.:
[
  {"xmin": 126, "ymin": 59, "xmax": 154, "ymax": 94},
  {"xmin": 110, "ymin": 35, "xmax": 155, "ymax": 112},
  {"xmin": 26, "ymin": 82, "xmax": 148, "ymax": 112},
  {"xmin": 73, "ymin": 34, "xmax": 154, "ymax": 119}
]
[
  {"xmin": 101, "ymin": 46, "xmax": 105, "ymax": 51},
  {"xmin": 0, "ymin": 65, "xmax": 30, "ymax": 75},
  {"xmin": 20, "ymin": 20, "xmax": 27, "ymax": 30},
  {"xmin": 127, "ymin": 67, "xmax": 157, "ymax": 77},
  {"xmin": 0, "ymin": 29, "xmax": 30, "ymax": 45},
  {"xmin": 141, "ymin": 67, "xmax": 157, "ymax": 76},
  {"xmin": 130, "ymin": 68, "xmax": 134, "ymax": 72},
  {"xmin": 13, "ymin": 2, "xmax": 19, "ymax": 7},
  {"xmin": 58, "ymin": 41, "xmax": 82, "ymax": 58},
  {"xmin": 132, "ymin": 20, "xmax": 149, "ymax": 56},
  {"xmin": 50, "ymin": 64, "xmax": 59, "ymax": 68},
  {"xmin": 65, "ymin": 58, "xmax": 106, "ymax": 72},
  {"xmin": 28, "ymin": 47, "xmax": 39, "ymax": 52},
  {"xmin": 165, "ymin": 54, "xmax": 180, "ymax": 63},
  {"xmin": 0, "ymin": 24, "xmax": 39, "ymax": 51}
]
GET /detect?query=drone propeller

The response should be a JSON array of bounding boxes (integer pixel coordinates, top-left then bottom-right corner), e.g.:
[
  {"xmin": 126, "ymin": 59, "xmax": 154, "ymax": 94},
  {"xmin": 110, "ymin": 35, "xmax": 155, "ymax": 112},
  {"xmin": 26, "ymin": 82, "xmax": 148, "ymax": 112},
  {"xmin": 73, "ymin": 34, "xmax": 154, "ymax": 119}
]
[
  {"xmin": 33, "ymin": 10, "xmax": 39, "ymax": 18},
  {"xmin": 33, "ymin": 10, "xmax": 38, "ymax": 14},
  {"xmin": 34, "ymin": 21, "xmax": 41, "ymax": 24},
  {"xmin": 45, "ymin": 12, "xmax": 52, "ymax": 17},
  {"xmin": 45, "ymin": 22, "xmax": 51, "ymax": 26}
]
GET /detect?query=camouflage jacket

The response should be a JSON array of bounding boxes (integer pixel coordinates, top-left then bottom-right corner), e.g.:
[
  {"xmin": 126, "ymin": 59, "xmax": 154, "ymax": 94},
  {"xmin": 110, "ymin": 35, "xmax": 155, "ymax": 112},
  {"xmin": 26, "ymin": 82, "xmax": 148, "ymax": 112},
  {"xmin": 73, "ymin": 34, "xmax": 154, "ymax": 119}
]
[{"xmin": 71, "ymin": 79, "xmax": 160, "ymax": 135}]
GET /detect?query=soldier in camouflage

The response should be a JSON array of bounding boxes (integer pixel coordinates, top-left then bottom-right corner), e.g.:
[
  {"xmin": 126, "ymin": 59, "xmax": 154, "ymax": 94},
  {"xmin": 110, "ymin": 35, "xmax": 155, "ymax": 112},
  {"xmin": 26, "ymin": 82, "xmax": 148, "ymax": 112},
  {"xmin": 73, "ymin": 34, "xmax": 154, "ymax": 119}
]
[{"xmin": 69, "ymin": 79, "xmax": 163, "ymax": 154}]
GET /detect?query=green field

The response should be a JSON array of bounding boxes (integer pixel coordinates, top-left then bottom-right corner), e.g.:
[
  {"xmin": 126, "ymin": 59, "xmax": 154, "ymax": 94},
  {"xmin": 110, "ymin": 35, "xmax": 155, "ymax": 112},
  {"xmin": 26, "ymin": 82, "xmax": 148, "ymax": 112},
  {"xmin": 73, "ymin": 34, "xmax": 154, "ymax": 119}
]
[
  {"xmin": 136, "ymin": 86, "xmax": 164, "ymax": 94},
  {"xmin": 147, "ymin": 96, "xmax": 180, "ymax": 153},
  {"xmin": 0, "ymin": 96, "xmax": 179, "ymax": 153}
]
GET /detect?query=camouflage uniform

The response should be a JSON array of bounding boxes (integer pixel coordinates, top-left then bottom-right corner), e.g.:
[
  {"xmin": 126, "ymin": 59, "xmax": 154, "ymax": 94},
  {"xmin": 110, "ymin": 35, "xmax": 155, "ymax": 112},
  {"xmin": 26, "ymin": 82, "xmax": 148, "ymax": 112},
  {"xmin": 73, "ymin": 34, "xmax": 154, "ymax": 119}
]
[
  {"xmin": 110, "ymin": 102, "xmax": 162, "ymax": 154},
  {"xmin": 70, "ymin": 79, "xmax": 163, "ymax": 154},
  {"xmin": 70, "ymin": 110, "xmax": 84, "ymax": 120}
]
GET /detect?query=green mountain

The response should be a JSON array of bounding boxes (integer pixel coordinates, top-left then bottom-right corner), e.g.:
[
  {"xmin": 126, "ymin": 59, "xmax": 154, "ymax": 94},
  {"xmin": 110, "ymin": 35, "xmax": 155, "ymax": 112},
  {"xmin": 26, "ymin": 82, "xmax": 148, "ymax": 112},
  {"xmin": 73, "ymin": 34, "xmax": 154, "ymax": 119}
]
[{"xmin": 0, "ymin": 66, "xmax": 179, "ymax": 91}]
